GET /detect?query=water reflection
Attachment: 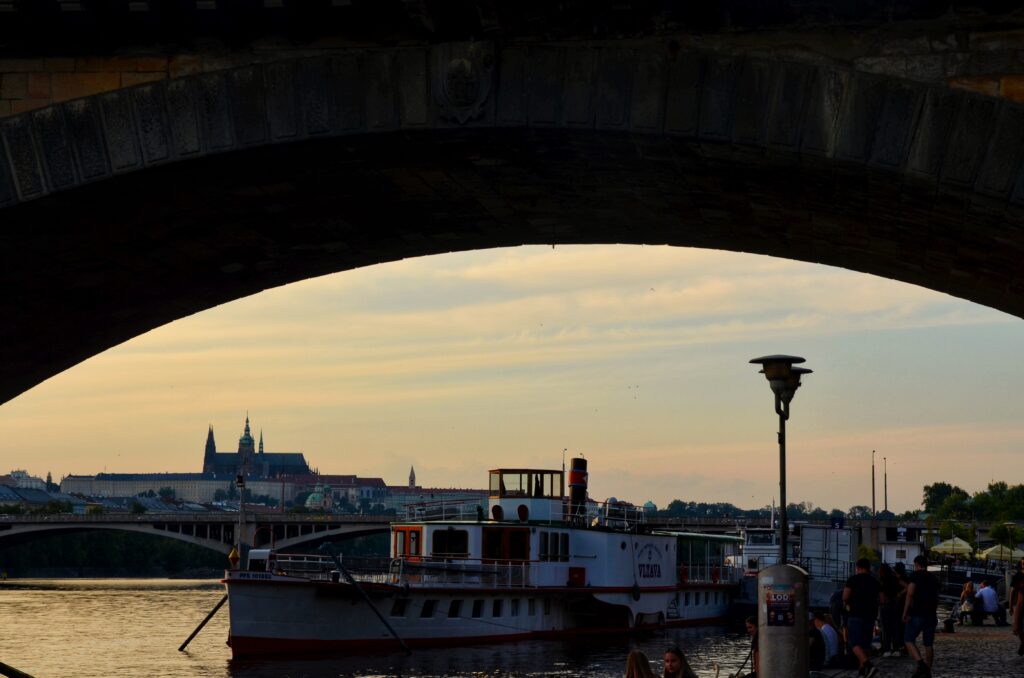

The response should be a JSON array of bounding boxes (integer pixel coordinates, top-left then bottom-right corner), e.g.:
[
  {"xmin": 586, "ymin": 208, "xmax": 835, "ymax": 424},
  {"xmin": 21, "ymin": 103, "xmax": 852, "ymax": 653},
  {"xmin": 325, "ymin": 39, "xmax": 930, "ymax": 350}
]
[{"xmin": 3, "ymin": 579, "xmax": 751, "ymax": 678}]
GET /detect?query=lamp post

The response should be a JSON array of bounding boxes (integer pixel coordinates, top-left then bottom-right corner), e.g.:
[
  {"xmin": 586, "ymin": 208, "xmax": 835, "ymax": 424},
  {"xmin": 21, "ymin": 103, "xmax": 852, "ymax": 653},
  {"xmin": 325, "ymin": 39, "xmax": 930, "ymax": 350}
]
[
  {"xmin": 235, "ymin": 473, "xmax": 247, "ymax": 569},
  {"xmin": 749, "ymin": 355, "xmax": 812, "ymax": 566}
]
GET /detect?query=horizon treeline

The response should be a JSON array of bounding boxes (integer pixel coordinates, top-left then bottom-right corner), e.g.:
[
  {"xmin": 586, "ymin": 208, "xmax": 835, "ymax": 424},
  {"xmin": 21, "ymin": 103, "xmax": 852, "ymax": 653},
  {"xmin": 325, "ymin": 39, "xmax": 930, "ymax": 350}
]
[{"xmin": 653, "ymin": 480, "xmax": 1024, "ymax": 522}]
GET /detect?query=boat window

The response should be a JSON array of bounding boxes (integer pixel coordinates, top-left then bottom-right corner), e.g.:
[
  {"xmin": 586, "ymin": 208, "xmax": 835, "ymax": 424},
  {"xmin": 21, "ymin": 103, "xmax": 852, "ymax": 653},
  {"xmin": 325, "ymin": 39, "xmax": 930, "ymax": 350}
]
[
  {"xmin": 448, "ymin": 600, "xmax": 462, "ymax": 618},
  {"xmin": 508, "ymin": 530, "xmax": 529, "ymax": 561},
  {"xmin": 560, "ymin": 533, "xmax": 569, "ymax": 562},
  {"xmin": 483, "ymin": 527, "xmax": 531, "ymax": 561},
  {"xmin": 492, "ymin": 599, "xmax": 503, "ymax": 617},
  {"xmin": 390, "ymin": 599, "xmax": 408, "ymax": 617},
  {"xmin": 511, "ymin": 599, "xmax": 520, "ymax": 617},
  {"xmin": 503, "ymin": 473, "xmax": 526, "ymax": 497},
  {"xmin": 483, "ymin": 529, "xmax": 503, "ymax": 560},
  {"xmin": 420, "ymin": 600, "xmax": 436, "ymax": 618},
  {"xmin": 432, "ymin": 529, "xmax": 469, "ymax": 557},
  {"xmin": 409, "ymin": 531, "xmax": 420, "ymax": 556},
  {"xmin": 704, "ymin": 592, "xmax": 709, "ymax": 605},
  {"xmin": 539, "ymin": 532, "xmax": 550, "ymax": 561},
  {"xmin": 395, "ymin": 532, "xmax": 405, "ymax": 557},
  {"xmin": 714, "ymin": 591, "xmax": 719, "ymax": 604},
  {"xmin": 489, "ymin": 470, "xmax": 564, "ymax": 498},
  {"xmin": 684, "ymin": 592, "xmax": 690, "ymax": 606},
  {"xmin": 472, "ymin": 600, "xmax": 484, "ymax": 618},
  {"xmin": 528, "ymin": 599, "xmax": 536, "ymax": 616},
  {"xmin": 749, "ymin": 532, "xmax": 775, "ymax": 545},
  {"xmin": 543, "ymin": 598, "xmax": 551, "ymax": 615}
]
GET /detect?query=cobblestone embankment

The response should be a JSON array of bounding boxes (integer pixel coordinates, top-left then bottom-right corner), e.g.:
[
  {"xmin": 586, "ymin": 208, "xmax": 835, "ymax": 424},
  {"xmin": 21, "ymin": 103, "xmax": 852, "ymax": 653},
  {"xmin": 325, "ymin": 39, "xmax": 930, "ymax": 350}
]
[{"xmin": 815, "ymin": 623, "xmax": 1023, "ymax": 678}]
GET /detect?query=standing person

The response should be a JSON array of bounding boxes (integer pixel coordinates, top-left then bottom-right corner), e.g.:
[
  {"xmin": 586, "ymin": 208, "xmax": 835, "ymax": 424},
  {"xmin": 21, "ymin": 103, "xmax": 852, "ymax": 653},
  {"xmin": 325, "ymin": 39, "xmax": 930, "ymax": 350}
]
[
  {"xmin": 624, "ymin": 649, "xmax": 659, "ymax": 678},
  {"xmin": 662, "ymin": 645, "xmax": 698, "ymax": 678},
  {"xmin": 843, "ymin": 557, "xmax": 880, "ymax": 678},
  {"xmin": 893, "ymin": 561, "xmax": 910, "ymax": 653},
  {"xmin": 903, "ymin": 554, "xmax": 940, "ymax": 678},
  {"xmin": 1013, "ymin": 568, "xmax": 1024, "ymax": 657},
  {"xmin": 1010, "ymin": 558, "xmax": 1024, "ymax": 617},
  {"xmin": 878, "ymin": 563, "xmax": 901, "ymax": 655},
  {"xmin": 957, "ymin": 581, "xmax": 975, "ymax": 625}
]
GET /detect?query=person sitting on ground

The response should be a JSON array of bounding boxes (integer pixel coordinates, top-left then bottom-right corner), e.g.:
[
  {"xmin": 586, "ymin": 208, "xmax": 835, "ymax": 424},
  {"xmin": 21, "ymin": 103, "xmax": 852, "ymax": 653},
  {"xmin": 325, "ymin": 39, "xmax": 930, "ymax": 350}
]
[
  {"xmin": 662, "ymin": 645, "xmax": 698, "ymax": 678},
  {"xmin": 812, "ymin": 609, "xmax": 840, "ymax": 667},
  {"xmin": 624, "ymin": 649, "xmax": 659, "ymax": 678},
  {"xmin": 973, "ymin": 580, "xmax": 1007, "ymax": 626},
  {"xmin": 958, "ymin": 581, "xmax": 975, "ymax": 625},
  {"xmin": 741, "ymin": 615, "xmax": 759, "ymax": 678}
]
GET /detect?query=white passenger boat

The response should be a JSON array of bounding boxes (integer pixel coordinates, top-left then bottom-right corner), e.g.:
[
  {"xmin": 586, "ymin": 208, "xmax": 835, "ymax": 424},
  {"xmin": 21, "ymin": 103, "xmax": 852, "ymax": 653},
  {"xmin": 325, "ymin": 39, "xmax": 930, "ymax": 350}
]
[{"xmin": 223, "ymin": 459, "xmax": 740, "ymax": 657}]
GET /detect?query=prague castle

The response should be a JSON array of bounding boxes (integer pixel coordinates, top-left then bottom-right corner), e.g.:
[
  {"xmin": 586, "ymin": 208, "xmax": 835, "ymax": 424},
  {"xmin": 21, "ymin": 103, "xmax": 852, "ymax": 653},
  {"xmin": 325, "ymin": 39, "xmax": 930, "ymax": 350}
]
[
  {"xmin": 61, "ymin": 416, "xmax": 312, "ymax": 502},
  {"xmin": 202, "ymin": 415, "xmax": 310, "ymax": 479}
]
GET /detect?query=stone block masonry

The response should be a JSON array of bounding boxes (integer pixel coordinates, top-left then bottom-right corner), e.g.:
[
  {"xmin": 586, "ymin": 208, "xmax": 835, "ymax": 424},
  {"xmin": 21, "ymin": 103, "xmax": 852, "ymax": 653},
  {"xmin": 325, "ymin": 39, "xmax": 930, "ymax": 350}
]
[{"xmin": 0, "ymin": 56, "xmax": 172, "ymax": 115}]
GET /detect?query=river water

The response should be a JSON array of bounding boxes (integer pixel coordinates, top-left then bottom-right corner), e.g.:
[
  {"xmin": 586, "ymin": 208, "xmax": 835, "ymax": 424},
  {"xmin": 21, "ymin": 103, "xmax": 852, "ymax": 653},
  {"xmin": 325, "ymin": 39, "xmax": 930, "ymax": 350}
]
[{"xmin": 1, "ymin": 579, "xmax": 754, "ymax": 677}]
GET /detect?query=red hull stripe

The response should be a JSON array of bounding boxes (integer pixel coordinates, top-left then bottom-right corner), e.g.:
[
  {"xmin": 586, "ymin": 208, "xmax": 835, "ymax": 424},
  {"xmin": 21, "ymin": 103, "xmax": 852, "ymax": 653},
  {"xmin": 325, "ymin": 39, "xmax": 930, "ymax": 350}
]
[
  {"xmin": 224, "ymin": 579, "xmax": 734, "ymax": 595},
  {"xmin": 229, "ymin": 617, "xmax": 728, "ymax": 658}
]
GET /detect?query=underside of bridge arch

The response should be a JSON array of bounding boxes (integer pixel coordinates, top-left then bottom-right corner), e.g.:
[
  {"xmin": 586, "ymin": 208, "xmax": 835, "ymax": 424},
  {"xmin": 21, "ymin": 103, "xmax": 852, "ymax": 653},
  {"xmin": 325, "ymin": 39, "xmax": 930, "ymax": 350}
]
[{"xmin": 3, "ymin": 126, "xmax": 1023, "ymax": 403}]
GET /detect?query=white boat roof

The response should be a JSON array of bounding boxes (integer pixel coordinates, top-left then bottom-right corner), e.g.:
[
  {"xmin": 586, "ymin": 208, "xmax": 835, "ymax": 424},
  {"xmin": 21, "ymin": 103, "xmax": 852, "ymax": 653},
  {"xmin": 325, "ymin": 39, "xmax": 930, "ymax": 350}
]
[{"xmin": 653, "ymin": 530, "xmax": 743, "ymax": 542}]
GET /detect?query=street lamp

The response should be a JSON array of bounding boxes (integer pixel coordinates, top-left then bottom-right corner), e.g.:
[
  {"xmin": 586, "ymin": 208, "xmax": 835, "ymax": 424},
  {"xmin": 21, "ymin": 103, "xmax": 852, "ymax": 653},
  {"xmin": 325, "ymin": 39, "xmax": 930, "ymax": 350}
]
[{"xmin": 749, "ymin": 355, "xmax": 812, "ymax": 566}]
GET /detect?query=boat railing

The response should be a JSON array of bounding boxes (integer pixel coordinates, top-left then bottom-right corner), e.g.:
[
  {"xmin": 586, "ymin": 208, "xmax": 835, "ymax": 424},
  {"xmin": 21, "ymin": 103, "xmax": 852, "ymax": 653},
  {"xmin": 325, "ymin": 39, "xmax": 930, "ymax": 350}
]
[
  {"xmin": 679, "ymin": 562, "xmax": 744, "ymax": 585},
  {"xmin": 564, "ymin": 500, "xmax": 647, "ymax": 531},
  {"xmin": 400, "ymin": 499, "xmax": 483, "ymax": 522},
  {"xmin": 269, "ymin": 553, "xmax": 394, "ymax": 583},
  {"xmin": 390, "ymin": 556, "xmax": 534, "ymax": 589}
]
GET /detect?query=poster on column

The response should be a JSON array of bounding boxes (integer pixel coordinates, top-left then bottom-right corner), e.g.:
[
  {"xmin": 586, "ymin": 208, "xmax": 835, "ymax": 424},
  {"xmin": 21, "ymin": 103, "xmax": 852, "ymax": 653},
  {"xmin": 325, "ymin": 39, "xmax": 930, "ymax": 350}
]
[{"xmin": 765, "ymin": 584, "xmax": 795, "ymax": 626}]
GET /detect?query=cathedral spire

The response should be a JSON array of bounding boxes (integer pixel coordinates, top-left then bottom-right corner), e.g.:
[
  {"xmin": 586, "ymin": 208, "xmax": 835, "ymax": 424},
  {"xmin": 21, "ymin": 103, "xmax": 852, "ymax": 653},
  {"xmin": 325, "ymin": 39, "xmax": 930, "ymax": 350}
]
[
  {"xmin": 203, "ymin": 425, "xmax": 217, "ymax": 475},
  {"xmin": 259, "ymin": 430, "xmax": 264, "ymax": 456},
  {"xmin": 409, "ymin": 465, "xmax": 416, "ymax": 489}
]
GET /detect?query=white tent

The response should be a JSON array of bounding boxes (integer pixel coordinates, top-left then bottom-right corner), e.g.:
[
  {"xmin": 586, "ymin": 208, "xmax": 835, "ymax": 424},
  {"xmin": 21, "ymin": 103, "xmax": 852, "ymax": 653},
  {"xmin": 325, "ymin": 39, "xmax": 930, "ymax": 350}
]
[
  {"xmin": 978, "ymin": 544, "xmax": 1024, "ymax": 561},
  {"xmin": 930, "ymin": 537, "xmax": 973, "ymax": 556}
]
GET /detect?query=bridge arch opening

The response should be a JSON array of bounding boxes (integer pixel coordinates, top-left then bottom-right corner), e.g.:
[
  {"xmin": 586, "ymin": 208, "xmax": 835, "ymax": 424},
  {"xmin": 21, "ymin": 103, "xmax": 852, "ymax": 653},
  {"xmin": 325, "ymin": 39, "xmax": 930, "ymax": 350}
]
[{"xmin": 3, "ymin": 235, "xmax": 1021, "ymax": 518}]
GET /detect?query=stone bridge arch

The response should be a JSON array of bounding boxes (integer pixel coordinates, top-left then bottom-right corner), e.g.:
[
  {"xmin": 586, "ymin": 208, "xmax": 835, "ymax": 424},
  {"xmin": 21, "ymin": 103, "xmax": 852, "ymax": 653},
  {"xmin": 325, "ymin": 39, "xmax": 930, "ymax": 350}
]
[
  {"xmin": 3, "ymin": 41, "xmax": 1024, "ymax": 403},
  {"xmin": 0, "ymin": 515, "xmax": 391, "ymax": 556}
]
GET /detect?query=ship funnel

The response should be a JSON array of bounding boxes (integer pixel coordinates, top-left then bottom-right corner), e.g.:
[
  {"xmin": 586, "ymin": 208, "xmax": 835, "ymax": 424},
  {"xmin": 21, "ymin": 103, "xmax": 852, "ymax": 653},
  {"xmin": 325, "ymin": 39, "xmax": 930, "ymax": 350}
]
[{"xmin": 568, "ymin": 457, "xmax": 588, "ymax": 525}]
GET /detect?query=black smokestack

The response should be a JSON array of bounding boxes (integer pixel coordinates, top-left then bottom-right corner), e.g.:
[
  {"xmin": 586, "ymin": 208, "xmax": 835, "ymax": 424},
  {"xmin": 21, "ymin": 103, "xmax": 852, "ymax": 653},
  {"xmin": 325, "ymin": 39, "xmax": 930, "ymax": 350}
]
[{"xmin": 569, "ymin": 457, "xmax": 588, "ymax": 524}]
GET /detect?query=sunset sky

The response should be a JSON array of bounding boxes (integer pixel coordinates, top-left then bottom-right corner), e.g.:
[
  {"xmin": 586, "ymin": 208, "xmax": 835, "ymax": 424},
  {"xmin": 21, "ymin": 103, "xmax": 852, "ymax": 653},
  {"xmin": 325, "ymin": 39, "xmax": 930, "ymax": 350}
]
[{"xmin": 1, "ymin": 245, "xmax": 1021, "ymax": 514}]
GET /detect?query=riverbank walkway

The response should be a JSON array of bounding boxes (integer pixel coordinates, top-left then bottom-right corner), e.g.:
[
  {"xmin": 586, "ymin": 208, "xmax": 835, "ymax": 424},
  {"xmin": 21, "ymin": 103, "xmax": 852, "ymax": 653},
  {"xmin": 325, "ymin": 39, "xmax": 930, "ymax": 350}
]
[{"xmin": 809, "ymin": 623, "xmax": 1022, "ymax": 677}]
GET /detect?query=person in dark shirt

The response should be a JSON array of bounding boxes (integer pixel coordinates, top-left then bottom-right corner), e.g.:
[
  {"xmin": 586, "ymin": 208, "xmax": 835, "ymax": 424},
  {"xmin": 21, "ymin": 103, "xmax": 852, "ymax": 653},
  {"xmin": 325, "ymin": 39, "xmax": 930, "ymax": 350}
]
[
  {"xmin": 1011, "ymin": 558, "xmax": 1024, "ymax": 657},
  {"xmin": 903, "ymin": 554, "xmax": 940, "ymax": 678},
  {"xmin": 877, "ymin": 562, "xmax": 902, "ymax": 655},
  {"xmin": 843, "ymin": 558, "xmax": 880, "ymax": 677}
]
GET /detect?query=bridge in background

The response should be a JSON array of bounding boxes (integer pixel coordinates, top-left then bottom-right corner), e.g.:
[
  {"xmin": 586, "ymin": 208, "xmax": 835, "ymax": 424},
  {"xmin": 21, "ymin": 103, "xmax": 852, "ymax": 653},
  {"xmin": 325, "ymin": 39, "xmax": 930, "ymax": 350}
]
[{"xmin": 0, "ymin": 512, "xmax": 391, "ymax": 555}]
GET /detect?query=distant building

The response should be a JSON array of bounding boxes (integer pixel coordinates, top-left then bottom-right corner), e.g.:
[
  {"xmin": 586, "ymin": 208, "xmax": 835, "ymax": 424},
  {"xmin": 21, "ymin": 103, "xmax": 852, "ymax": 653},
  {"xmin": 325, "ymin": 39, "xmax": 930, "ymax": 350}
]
[
  {"xmin": 4, "ymin": 469, "xmax": 46, "ymax": 490},
  {"xmin": 60, "ymin": 415, "xmax": 312, "ymax": 502},
  {"xmin": 202, "ymin": 416, "xmax": 311, "ymax": 479}
]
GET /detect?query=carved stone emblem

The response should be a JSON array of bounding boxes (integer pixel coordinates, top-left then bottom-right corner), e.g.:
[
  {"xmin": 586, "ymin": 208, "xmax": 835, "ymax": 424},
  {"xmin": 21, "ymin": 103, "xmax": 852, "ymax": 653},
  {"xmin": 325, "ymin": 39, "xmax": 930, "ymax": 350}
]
[{"xmin": 434, "ymin": 43, "xmax": 494, "ymax": 125}]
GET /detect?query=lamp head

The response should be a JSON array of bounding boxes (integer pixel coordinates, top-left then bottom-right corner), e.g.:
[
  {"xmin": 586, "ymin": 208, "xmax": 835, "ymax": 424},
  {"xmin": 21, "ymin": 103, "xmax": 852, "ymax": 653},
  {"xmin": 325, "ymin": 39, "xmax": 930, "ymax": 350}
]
[{"xmin": 750, "ymin": 355, "xmax": 807, "ymax": 398}]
